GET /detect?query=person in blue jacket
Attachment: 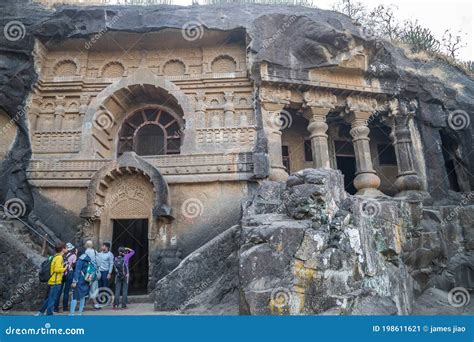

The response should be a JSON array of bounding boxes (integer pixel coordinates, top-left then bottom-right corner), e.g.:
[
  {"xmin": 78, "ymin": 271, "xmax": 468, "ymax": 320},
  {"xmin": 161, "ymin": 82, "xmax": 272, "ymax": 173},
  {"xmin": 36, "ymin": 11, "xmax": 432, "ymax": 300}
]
[{"xmin": 69, "ymin": 247, "xmax": 91, "ymax": 316}]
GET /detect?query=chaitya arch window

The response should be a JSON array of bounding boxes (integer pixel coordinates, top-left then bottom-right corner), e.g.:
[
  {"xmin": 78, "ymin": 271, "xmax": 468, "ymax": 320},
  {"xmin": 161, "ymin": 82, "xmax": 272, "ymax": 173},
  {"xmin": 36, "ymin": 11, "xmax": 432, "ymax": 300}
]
[{"xmin": 117, "ymin": 107, "xmax": 183, "ymax": 157}]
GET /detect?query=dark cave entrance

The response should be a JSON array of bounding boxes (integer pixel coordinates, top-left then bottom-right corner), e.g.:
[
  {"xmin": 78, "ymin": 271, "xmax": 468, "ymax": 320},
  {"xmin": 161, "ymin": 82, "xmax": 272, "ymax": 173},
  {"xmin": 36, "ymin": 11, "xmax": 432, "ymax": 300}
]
[
  {"xmin": 112, "ymin": 219, "xmax": 149, "ymax": 295},
  {"xmin": 334, "ymin": 140, "xmax": 357, "ymax": 195},
  {"xmin": 440, "ymin": 130, "xmax": 463, "ymax": 192}
]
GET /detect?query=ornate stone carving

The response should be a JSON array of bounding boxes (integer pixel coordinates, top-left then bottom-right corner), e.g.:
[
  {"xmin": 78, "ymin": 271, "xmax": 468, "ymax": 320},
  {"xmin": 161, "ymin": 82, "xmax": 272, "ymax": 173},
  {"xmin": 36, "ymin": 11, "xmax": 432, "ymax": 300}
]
[
  {"xmin": 211, "ymin": 55, "xmax": 237, "ymax": 73},
  {"xmin": 346, "ymin": 95, "xmax": 378, "ymax": 113},
  {"xmin": 303, "ymin": 89, "xmax": 337, "ymax": 109},
  {"xmin": 196, "ymin": 127, "xmax": 256, "ymax": 147},
  {"xmin": 54, "ymin": 96, "xmax": 66, "ymax": 130},
  {"xmin": 223, "ymin": 91, "xmax": 235, "ymax": 127},
  {"xmin": 163, "ymin": 59, "xmax": 186, "ymax": 76},
  {"xmin": 27, "ymin": 152, "xmax": 255, "ymax": 184},
  {"xmin": 101, "ymin": 61, "xmax": 125, "ymax": 78},
  {"xmin": 32, "ymin": 131, "xmax": 81, "ymax": 153},
  {"xmin": 53, "ymin": 60, "xmax": 78, "ymax": 77},
  {"xmin": 259, "ymin": 85, "xmax": 291, "ymax": 105}
]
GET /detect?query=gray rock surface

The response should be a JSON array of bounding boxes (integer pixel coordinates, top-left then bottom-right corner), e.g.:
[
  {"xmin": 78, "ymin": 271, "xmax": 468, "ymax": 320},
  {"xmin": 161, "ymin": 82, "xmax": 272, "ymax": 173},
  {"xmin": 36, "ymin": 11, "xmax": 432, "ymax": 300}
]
[
  {"xmin": 153, "ymin": 225, "xmax": 240, "ymax": 314},
  {"xmin": 0, "ymin": 219, "xmax": 46, "ymax": 312}
]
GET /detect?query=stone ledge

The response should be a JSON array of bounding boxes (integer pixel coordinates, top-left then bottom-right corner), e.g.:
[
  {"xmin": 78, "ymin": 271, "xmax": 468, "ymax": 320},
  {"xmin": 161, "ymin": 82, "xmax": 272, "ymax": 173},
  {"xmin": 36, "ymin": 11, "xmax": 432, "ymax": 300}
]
[{"xmin": 26, "ymin": 152, "xmax": 255, "ymax": 185}]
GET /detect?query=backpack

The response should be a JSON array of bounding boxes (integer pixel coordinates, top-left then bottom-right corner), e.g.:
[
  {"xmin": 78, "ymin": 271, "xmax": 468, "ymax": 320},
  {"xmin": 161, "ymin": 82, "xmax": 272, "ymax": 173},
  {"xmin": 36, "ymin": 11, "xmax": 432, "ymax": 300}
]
[
  {"xmin": 39, "ymin": 256, "xmax": 53, "ymax": 283},
  {"xmin": 114, "ymin": 256, "xmax": 126, "ymax": 280},
  {"xmin": 63, "ymin": 252, "xmax": 75, "ymax": 276},
  {"xmin": 84, "ymin": 261, "xmax": 98, "ymax": 283}
]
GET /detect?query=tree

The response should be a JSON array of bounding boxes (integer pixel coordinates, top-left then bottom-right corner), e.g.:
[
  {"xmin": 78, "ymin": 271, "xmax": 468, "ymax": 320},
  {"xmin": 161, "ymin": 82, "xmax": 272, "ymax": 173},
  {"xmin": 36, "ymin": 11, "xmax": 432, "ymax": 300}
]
[
  {"xmin": 366, "ymin": 4, "xmax": 401, "ymax": 40},
  {"xmin": 441, "ymin": 29, "xmax": 467, "ymax": 59},
  {"xmin": 332, "ymin": 0, "xmax": 367, "ymax": 24}
]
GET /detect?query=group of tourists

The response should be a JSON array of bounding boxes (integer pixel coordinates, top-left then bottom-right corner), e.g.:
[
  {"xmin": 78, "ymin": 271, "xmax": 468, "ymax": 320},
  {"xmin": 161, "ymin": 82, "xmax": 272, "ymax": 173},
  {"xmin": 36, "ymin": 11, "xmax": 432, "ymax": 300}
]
[{"xmin": 36, "ymin": 240, "xmax": 135, "ymax": 316}]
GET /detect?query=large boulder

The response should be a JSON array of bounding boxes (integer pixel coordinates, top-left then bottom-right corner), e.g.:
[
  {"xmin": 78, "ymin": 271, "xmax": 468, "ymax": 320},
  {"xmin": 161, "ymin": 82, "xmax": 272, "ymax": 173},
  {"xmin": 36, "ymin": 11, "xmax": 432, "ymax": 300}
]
[
  {"xmin": 153, "ymin": 225, "xmax": 240, "ymax": 314},
  {"xmin": 240, "ymin": 169, "xmax": 415, "ymax": 315}
]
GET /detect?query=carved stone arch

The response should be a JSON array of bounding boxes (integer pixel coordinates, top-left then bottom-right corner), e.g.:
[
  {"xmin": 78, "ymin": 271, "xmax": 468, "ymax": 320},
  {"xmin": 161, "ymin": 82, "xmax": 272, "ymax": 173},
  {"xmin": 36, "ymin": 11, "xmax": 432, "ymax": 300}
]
[
  {"xmin": 80, "ymin": 151, "xmax": 172, "ymax": 220},
  {"xmin": 53, "ymin": 59, "xmax": 79, "ymax": 77},
  {"xmin": 42, "ymin": 100, "xmax": 55, "ymax": 113},
  {"xmin": 162, "ymin": 59, "xmax": 186, "ymax": 76},
  {"xmin": 100, "ymin": 60, "xmax": 126, "ymax": 78},
  {"xmin": 67, "ymin": 101, "xmax": 79, "ymax": 113},
  {"xmin": 211, "ymin": 55, "xmax": 237, "ymax": 73},
  {"xmin": 79, "ymin": 68, "xmax": 193, "ymax": 158}
]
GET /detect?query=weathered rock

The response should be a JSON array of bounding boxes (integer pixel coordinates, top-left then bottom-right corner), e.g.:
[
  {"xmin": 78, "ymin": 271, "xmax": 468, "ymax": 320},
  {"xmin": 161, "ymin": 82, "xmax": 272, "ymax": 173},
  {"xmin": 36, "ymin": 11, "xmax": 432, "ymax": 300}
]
[
  {"xmin": 0, "ymin": 221, "xmax": 46, "ymax": 312},
  {"xmin": 239, "ymin": 169, "xmax": 416, "ymax": 315},
  {"xmin": 153, "ymin": 225, "xmax": 240, "ymax": 314}
]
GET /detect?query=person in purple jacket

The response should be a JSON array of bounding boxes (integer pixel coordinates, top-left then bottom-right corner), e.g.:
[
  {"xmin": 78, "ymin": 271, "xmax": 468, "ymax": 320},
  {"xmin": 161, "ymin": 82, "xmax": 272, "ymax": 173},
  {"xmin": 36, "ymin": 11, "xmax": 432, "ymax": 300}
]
[{"xmin": 113, "ymin": 247, "xmax": 135, "ymax": 309}]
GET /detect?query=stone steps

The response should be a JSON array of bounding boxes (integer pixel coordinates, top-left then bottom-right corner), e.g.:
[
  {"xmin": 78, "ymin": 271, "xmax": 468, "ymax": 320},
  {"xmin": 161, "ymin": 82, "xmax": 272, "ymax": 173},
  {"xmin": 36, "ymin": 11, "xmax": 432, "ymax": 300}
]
[{"xmin": 127, "ymin": 294, "xmax": 154, "ymax": 304}]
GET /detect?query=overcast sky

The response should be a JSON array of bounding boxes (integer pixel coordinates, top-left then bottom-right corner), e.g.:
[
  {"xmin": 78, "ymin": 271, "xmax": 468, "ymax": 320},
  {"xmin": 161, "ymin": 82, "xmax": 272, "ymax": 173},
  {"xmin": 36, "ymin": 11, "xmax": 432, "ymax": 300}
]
[{"xmin": 145, "ymin": 0, "xmax": 472, "ymax": 61}]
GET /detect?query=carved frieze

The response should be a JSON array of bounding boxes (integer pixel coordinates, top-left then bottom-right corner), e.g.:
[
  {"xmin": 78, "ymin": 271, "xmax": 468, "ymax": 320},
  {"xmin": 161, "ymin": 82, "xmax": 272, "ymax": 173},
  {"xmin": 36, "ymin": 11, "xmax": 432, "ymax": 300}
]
[
  {"xmin": 346, "ymin": 95, "xmax": 378, "ymax": 113},
  {"xmin": 303, "ymin": 89, "xmax": 337, "ymax": 109},
  {"xmin": 27, "ymin": 152, "xmax": 254, "ymax": 183},
  {"xmin": 259, "ymin": 85, "xmax": 291, "ymax": 105}
]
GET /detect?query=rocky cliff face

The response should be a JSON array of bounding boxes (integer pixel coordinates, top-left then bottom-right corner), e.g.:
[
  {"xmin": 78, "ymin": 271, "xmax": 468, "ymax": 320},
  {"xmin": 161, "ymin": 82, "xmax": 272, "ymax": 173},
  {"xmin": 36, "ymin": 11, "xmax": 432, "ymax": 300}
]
[
  {"xmin": 0, "ymin": 2, "xmax": 473, "ymax": 313},
  {"xmin": 154, "ymin": 168, "xmax": 473, "ymax": 315}
]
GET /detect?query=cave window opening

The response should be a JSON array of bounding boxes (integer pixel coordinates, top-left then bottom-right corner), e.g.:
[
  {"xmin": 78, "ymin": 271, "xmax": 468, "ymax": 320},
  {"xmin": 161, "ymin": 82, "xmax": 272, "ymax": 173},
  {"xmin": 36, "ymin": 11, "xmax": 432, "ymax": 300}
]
[
  {"xmin": 334, "ymin": 140, "xmax": 357, "ymax": 195},
  {"xmin": 377, "ymin": 143, "xmax": 397, "ymax": 166},
  {"xmin": 118, "ymin": 108, "xmax": 183, "ymax": 157}
]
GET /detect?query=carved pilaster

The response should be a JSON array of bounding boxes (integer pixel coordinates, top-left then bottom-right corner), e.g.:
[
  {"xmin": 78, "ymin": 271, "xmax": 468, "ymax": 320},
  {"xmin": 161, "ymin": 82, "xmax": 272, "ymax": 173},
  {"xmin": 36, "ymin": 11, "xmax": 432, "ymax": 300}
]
[
  {"xmin": 259, "ymin": 84, "xmax": 291, "ymax": 181},
  {"xmin": 224, "ymin": 91, "xmax": 235, "ymax": 127},
  {"xmin": 387, "ymin": 98, "xmax": 424, "ymax": 197},
  {"xmin": 54, "ymin": 95, "xmax": 66, "ymax": 130},
  {"xmin": 29, "ymin": 95, "xmax": 42, "ymax": 131},
  {"xmin": 346, "ymin": 96, "xmax": 383, "ymax": 197},
  {"xmin": 195, "ymin": 91, "xmax": 206, "ymax": 127},
  {"xmin": 303, "ymin": 90, "xmax": 337, "ymax": 169},
  {"xmin": 79, "ymin": 94, "xmax": 90, "ymax": 128}
]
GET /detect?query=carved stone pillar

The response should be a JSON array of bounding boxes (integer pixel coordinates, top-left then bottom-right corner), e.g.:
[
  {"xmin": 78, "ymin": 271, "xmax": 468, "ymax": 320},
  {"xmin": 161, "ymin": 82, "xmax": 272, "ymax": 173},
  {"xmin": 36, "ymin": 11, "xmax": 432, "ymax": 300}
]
[
  {"xmin": 224, "ymin": 91, "xmax": 235, "ymax": 127},
  {"xmin": 387, "ymin": 99, "xmax": 424, "ymax": 198},
  {"xmin": 303, "ymin": 90, "xmax": 337, "ymax": 169},
  {"xmin": 29, "ymin": 95, "xmax": 41, "ymax": 131},
  {"xmin": 54, "ymin": 95, "xmax": 66, "ymax": 131},
  {"xmin": 260, "ymin": 85, "xmax": 291, "ymax": 181},
  {"xmin": 78, "ymin": 94, "xmax": 90, "ymax": 128},
  {"xmin": 346, "ymin": 96, "xmax": 384, "ymax": 197}
]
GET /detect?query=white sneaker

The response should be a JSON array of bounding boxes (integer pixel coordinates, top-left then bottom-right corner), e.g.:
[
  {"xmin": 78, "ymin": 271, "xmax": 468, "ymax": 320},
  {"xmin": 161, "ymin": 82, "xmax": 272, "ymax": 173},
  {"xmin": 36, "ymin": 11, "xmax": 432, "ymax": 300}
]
[{"xmin": 34, "ymin": 312, "xmax": 44, "ymax": 316}]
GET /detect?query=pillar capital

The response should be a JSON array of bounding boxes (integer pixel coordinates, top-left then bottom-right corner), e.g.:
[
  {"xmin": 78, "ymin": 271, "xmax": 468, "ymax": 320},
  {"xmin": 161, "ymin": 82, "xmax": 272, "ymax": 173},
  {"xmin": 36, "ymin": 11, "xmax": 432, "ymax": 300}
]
[
  {"xmin": 195, "ymin": 91, "xmax": 207, "ymax": 112},
  {"xmin": 303, "ymin": 89, "xmax": 337, "ymax": 110},
  {"xmin": 259, "ymin": 84, "xmax": 291, "ymax": 111},
  {"xmin": 346, "ymin": 95, "xmax": 378, "ymax": 114}
]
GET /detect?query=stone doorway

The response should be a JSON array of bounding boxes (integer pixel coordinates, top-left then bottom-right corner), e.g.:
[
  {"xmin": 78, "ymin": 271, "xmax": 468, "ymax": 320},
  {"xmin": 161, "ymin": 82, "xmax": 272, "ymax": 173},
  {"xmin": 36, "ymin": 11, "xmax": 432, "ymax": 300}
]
[{"xmin": 112, "ymin": 219, "xmax": 149, "ymax": 295}]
